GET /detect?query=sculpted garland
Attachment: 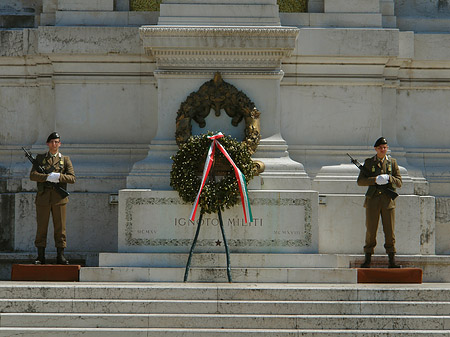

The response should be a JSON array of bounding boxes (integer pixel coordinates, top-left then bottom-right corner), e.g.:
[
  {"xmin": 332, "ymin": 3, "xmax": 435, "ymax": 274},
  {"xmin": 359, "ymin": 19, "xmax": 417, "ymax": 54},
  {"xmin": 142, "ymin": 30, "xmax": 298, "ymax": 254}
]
[{"xmin": 170, "ymin": 73, "xmax": 262, "ymax": 214}]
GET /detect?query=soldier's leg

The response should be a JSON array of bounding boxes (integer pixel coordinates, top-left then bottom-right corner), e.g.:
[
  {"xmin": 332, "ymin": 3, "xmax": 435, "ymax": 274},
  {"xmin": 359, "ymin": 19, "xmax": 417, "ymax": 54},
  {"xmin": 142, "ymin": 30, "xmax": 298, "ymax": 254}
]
[
  {"xmin": 381, "ymin": 203, "xmax": 396, "ymax": 254},
  {"xmin": 363, "ymin": 197, "xmax": 382, "ymax": 254},
  {"xmin": 51, "ymin": 203, "xmax": 67, "ymax": 248},
  {"xmin": 35, "ymin": 205, "xmax": 51, "ymax": 248}
]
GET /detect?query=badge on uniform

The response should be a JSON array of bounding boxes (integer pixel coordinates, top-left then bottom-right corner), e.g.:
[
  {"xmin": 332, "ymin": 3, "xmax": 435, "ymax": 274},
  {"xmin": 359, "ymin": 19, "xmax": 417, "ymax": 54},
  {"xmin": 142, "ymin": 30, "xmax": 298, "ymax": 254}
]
[{"xmin": 372, "ymin": 166, "xmax": 375, "ymax": 173}]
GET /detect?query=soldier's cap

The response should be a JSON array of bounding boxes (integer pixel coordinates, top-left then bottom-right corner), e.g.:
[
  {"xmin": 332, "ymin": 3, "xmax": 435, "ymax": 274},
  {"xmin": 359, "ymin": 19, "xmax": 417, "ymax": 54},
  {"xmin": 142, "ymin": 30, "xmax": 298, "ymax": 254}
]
[
  {"xmin": 46, "ymin": 132, "xmax": 60, "ymax": 143},
  {"xmin": 374, "ymin": 137, "xmax": 388, "ymax": 147}
]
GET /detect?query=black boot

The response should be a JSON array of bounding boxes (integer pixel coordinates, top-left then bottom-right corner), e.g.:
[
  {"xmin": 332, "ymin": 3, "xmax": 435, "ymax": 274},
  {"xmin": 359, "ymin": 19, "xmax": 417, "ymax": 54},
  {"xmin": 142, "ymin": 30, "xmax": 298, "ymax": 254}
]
[
  {"xmin": 57, "ymin": 248, "xmax": 69, "ymax": 265},
  {"xmin": 34, "ymin": 247, "xmax": 46, "ymax": 265},
  {"xmin": 360, "ymin": 253, "xmax": 372, "ymax": 268},
  {"xmin": 388, "ymin": 253, "xmax": 400, "ymax": 268}
]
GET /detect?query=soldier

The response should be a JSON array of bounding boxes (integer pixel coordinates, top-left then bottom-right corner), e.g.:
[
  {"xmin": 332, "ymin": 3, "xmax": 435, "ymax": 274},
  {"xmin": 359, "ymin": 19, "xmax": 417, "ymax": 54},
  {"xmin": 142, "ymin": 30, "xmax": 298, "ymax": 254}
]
[
  {"xmin": 29, "ymin": 132, "xmax": 76, "ymax": 265},
  {"xmin": 357, "ymin": 137, "xmax": 402, "ymax": 268}
]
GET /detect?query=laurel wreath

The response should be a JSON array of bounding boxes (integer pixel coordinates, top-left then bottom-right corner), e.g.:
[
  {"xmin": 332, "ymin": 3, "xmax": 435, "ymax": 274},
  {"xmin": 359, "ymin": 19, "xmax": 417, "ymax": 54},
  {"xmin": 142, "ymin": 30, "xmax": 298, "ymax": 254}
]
[{"xmin": 170, "ymin": 133, "xmax": 257, "ymax": 215}]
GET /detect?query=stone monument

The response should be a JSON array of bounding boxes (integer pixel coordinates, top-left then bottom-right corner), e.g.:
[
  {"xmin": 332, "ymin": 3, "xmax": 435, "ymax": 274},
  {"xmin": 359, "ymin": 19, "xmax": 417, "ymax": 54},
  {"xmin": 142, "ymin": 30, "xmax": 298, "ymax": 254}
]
[{"xmin": 117, "ymin": 0, "xmax": 319, "ymax": 259}]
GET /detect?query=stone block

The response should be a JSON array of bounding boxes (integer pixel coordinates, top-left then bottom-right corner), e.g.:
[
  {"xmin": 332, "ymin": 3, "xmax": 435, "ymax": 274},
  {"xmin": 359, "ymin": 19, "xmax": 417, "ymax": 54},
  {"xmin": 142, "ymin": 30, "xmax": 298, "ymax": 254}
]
[
  {"xmin": 115, "ymin": 0, "xmax": 129, "ymax": 11},
  {"xmin": 414, "ymin": 33, "xmax": 450, "ymax": 60},
  {"xmin": 58, "ymin": 0, "xmax": 114, "ymax": 11},
  {"xmin": 13, "ymin": 192, "xmax": 118, "ymax": 252},
  {"xmin": 279, "ymin": 13, "xmax": 310, "ymax": 27},
  {"xmin": 42, "ymin": 0, "xmax": 57, "ymax": 13},
  {"xmin": 382, "ymin": 15, "xmax": 397, "ymax": 28},
  {"xmin": 38, "ymin": 26, "xmax": 143, "ymax": 54},
  {"xmin": 318, "ymin": 195, "xmax": 435, "ymax": 255},
  {"xmin": 380, "ymin": 0, "xmax": 395, "ymax": 15},
  {"xmin": 308, "ymin": 0, "xmax": 324, "ymax": 13},
  {"xmin": 397, "ymin": 17, "xmax": 450, "ymax": 33},
  {"xmin": 310, "ymin": 13, "xmax": 382, "ymax": 28},
  {"xmin": 324, "ymin": 0, "xmax": 380, "ymax": 13},
  {"xmin": 40, "ymin": 12, "xmax": 55, "ymax": 26},
  {"xmin": 158, "ymin": 3, "xmax": 280, "ymax": 26},
  {"xmin": 295, "ymin": 28, "xmax": 399, "ymax": 57},
  {"xmin": 118, "ymin": 189, "xmax": 319, "ymax": 253},
  {"xmin": 312, "ymin": 164, "xmax": 414, "ymax": 195},
  {"xmin": 55, "ymin": 11, "xmax": 127, "ymax": 26}
]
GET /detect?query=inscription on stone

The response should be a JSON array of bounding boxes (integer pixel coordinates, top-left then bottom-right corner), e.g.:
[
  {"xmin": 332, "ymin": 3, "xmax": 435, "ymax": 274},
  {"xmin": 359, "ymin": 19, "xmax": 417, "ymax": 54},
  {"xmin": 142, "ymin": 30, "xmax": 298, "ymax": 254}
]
[{"xmin": 118, "ymin": 190, "xmax": 318, "ymax": 253}]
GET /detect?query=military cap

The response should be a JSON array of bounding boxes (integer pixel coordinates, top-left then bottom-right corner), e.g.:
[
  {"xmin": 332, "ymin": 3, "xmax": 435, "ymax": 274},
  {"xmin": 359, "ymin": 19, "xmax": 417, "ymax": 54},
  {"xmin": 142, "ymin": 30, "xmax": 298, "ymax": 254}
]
[
  {"xmin": 373, "ymin": 137, "xmax": 388, "ymax": 147},
  {"xmin": 46, "ymin": 132, "xmax": 60, "ymax": 143}
]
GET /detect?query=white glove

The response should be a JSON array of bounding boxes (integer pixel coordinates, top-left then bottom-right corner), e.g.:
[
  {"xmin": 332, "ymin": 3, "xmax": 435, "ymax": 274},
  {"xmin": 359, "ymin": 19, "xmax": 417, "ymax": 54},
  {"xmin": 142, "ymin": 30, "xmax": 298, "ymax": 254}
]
[
  {"xmin": 46, "ymin": 172, "xmax": 60, "ymax": 183},
  {"xmin": 375, "ymin": 174, "xmax": 389, "ymax": 185}
]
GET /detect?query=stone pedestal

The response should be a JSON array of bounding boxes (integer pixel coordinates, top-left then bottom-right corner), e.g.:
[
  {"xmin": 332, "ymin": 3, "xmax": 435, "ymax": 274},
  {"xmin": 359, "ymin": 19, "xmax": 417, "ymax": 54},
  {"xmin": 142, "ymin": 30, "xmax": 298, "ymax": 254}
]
[
  {"xmin": 127, "ymin": 25, "xmax": 310, "ymax": 190},
  {"xmin": 118, "ymin": 189, "xmax": 319, "ymax": 253}
]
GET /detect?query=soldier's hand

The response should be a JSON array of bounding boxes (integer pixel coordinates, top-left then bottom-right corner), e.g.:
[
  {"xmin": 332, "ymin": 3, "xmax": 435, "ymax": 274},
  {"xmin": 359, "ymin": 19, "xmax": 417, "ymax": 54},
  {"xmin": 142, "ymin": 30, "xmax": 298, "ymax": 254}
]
[
  {"xmin": 46, "ymin": 172, "xmax": 61, "ymax": 183},
  {"xmin": 375, "ymin": 174, "xmax": 389, "ymax": 185}
]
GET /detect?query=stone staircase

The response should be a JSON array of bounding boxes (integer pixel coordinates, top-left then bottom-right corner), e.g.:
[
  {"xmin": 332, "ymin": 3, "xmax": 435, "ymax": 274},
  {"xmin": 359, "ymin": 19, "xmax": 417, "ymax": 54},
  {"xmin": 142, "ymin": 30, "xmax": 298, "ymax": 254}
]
[
  {"xmin": 0, "ymin": 282, "xmax": 450, "ymax": 336},
  {"xmin": 79, "ymin": 253, "xmax": 450, "ymax": 283}
]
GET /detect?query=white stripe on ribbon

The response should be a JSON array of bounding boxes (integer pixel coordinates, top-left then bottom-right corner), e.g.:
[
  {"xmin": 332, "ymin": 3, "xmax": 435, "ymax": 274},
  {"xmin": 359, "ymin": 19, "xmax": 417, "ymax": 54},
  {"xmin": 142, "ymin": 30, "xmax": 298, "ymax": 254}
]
[{"xmin": 189, "ymin": 133, "xmax": 253, "ymax": 224}]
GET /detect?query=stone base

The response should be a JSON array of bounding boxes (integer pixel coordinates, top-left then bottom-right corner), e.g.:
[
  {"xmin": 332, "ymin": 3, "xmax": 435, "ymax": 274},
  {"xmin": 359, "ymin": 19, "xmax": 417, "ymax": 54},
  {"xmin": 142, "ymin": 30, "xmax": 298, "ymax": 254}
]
[
  {"xmin": 357, "ymin": 268, "xmax": 423, "ymax": 284},
  {"xmin": 11, "ymin": 264, "xmax": 80, "ymax": 281},
  {"xmin": 118, "ymin": 189, "xmax": 319, "ymax": 253},
  {"xmin": 318, "ymin": 194, "xmax": 435, "ymax": 255},
  {"xmin": 79, "ymin": 253, "xmax": 446, "ymax": 283}
]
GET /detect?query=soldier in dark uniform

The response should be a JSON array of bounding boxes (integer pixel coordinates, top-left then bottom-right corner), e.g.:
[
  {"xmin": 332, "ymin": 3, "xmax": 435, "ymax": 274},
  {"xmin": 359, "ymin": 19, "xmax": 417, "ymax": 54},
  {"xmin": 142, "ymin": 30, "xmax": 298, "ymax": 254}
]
[
  {"xmin": 357, "ymin": 137, "xmax": 402, "ymax": 268},
  {"xmin": 29, "ymin": 132, "xmax": 76, "ymax": 265}
]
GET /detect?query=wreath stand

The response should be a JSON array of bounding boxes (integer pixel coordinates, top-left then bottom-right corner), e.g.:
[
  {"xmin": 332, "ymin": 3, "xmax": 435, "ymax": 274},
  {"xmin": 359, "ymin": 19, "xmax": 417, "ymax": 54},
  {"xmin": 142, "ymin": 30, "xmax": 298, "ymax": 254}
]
[{"xmin": 184, "ymin": 165, "xmax": 233, "ymax": 283}]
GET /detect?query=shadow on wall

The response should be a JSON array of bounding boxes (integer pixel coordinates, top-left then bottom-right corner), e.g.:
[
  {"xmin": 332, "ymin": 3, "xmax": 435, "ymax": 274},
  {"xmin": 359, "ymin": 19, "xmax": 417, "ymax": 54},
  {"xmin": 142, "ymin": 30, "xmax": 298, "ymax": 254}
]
[{"xmin": 395, "ymin": 0, "xmax": 450, "ymax": 17}]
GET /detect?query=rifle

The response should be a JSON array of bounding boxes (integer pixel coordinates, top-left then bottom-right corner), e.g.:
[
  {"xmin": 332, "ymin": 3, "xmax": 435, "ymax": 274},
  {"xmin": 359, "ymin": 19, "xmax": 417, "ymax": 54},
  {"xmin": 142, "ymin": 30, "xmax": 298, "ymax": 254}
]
[
  {"xmin": 22, "ymin": 147, "xmax": 70, "ymax": 199},
  {"xmin": 347, "ymin": 153, "xmax": 398, "ymax": 200}
]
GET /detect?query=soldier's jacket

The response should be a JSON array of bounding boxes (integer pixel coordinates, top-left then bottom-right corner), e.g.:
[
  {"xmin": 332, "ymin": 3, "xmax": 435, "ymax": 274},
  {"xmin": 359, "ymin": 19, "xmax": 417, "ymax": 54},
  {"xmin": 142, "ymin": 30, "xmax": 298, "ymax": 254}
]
[
  {"xmin": 29, "ymin": 152, "xmax": 76, "ymax": 206},
  {"xmin": 357, "ymin": 155, "xmax": 402, "ymax": 209}
]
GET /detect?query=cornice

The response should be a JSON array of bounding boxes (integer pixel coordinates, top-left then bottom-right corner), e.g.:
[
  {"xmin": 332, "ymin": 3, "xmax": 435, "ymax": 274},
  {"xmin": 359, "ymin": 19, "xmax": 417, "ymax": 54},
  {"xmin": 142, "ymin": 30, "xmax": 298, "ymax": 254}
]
[
  {"xmin": 139, "ymin": 26, "xmax": 300, "ymax": 39},
  {"xmin": 139, "ymin": 26, "xmax": 300, "ymax": 70}
]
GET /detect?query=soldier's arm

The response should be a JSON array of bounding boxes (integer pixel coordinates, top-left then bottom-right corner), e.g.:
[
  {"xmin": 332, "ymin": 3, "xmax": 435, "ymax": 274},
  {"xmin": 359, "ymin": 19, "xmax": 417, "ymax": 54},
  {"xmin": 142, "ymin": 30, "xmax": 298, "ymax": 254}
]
[
  {"xmin": 357, "ymin": 159, "xmax": 376, "ymax": 186},
  {"xmin": 29, "ymin": 155, "xmax": 48, "ymax": 182},
  {"xmin": 59, "ymin": 156, "xmax": 76, "ymax": 184},
  {"xmin": 389, "ymin": 159, "xmax": 402, "ymax": 188}
]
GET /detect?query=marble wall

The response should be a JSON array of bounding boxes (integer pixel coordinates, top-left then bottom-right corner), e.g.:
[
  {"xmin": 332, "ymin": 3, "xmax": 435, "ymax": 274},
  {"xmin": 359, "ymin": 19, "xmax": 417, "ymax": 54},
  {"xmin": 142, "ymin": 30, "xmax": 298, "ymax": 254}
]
[{"xmin": 1, "ymin": 1, "xmax": 450, "ymax": 255}]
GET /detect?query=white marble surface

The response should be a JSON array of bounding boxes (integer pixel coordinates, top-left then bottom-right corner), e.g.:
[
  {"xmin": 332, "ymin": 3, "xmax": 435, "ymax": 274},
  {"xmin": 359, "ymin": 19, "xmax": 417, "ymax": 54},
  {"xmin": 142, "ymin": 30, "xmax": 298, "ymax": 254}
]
[
  {"xmin": 12, "ymin": 193, "xmax": 118, "ymax": 252},
  {"xmin": 118, "ymin": 189, "xmax": 319, "ymax": 253},
  {"xmin": 324, "ymin": 0, "xmax": 380, "ymax": 13},
  {"xmin": 158, "ymin": 0, "xmax": 280, "ymax": 26},
  {"xmin": 58, "ymin": 0, "xmax": 113, "ymax": 11},
  {"xmin": 318, "ymin": 195, "xmax": 435, "ymax": 255}
]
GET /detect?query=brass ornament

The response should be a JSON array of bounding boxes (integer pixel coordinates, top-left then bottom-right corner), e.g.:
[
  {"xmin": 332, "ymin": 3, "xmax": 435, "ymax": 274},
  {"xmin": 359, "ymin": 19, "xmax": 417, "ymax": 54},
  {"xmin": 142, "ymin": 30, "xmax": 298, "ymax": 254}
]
[{"xmin": 175, "ymin": 72, "xmax": 261, "ymax": 154}]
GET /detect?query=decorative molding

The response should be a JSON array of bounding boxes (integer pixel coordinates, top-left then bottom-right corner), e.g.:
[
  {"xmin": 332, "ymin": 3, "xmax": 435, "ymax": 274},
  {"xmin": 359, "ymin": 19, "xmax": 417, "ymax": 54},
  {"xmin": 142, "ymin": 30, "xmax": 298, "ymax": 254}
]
[
  {"xmin": 139, "ymin": 26, "xmax": 299, "ymax": 70},
  {"xmin": 140, "ymin": 26, "xmax": 300, "ymax": 38}
]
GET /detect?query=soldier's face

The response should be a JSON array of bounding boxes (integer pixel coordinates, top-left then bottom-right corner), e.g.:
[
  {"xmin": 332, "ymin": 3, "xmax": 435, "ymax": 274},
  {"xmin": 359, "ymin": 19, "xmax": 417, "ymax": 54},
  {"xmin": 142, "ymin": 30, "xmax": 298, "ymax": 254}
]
[
  {"xmin": 47, "ymin": 139, "xmax": 61, "ymax": 154},
  {"xmin": 375, "ymin": 144, "xmax": 388, "ymax": 159}
]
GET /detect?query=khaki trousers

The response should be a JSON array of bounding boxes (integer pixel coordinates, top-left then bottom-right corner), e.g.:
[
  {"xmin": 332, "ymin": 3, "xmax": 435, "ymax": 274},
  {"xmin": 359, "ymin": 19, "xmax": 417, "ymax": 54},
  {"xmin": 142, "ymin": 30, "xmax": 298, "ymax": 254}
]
[
  {"xmin": 34, "ymin": 203, "xmax": 67, "ymax": 248},
  {"xmin": 363, "ymin": 193, "xmax": 396, "ymax": 254}
]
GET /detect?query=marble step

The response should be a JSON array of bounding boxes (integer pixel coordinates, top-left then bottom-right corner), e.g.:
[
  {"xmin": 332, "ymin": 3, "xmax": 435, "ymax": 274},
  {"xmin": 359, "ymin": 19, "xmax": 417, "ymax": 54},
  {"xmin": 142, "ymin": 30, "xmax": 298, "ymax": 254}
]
[
  {"xmin": 1, "ymin": 313, "xmax": 449, "ymax": 330},
  {"xmin": 2, "ymin": 282, "xmax": 450, "ymax": 301},
  {"xmin": 79, "ymin": 266, "xmax": 358, "ymax": 283},
  {"xmin": 1, "ymin": 298, "xmax": 449, "ymax": 315},
  {"xmin": 98, "ymin": 253, "xmax": 352, "ymax": 268},
  {"xmin": 0, "ymin": 328, "xmax": 449, "ymax": 337}
]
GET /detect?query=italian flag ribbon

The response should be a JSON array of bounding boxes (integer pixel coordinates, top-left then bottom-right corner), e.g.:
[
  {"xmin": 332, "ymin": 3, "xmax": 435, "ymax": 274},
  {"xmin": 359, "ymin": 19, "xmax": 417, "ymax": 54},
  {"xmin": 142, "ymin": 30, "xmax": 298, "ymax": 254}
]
[{"xmin": 189, "ymin": 132, "xmax": 253, "ymax": 224}]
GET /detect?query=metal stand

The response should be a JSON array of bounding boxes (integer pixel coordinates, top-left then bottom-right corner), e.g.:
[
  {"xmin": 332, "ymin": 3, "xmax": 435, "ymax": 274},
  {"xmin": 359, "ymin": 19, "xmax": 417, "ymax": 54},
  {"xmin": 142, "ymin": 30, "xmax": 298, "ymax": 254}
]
[{"xmin": 183, "ymin": 208, "xmax": 232, "ymax": 283}]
